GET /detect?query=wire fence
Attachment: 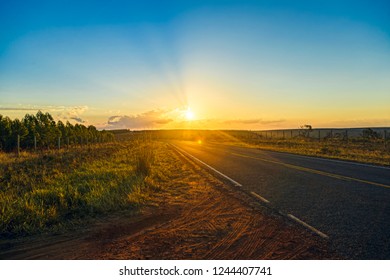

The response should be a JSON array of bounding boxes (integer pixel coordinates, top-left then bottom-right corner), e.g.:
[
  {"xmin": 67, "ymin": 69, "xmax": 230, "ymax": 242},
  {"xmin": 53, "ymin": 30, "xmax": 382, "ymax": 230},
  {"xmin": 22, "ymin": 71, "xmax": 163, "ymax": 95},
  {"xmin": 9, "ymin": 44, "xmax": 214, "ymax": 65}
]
[
  {"xmin": 253, "ymin": 128, "xmax": 389, "ymax": 141},
  {"xmin": 4, "ymin": 134, "xmax": 115, "ymax": 157},
  {"xmin": 224, "ymin": 128, "xmax": 390, "ymax": 153}
]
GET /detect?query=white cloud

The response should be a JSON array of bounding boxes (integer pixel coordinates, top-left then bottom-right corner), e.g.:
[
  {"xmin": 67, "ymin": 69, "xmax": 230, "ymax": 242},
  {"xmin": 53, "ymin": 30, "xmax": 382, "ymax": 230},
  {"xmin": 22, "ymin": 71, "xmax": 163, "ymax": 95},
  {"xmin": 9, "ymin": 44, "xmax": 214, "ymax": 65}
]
[
  {"xmin": 107, "ymin": 109, "xmax": 174, "ymax": 129},
  {"xmin": 224, "ymin": 119, "xmax": 285, "ymax": 125},
  {"xmin": 0, "ymin": 104, "xmax": 89, "ymax": 124},
  {"xmin": 103, "ymin": 107, "xmax": 287, "ymax": 130},
  {"xmin": 56, "ymin": 106, "xmax": 89, "ymax": 123}
]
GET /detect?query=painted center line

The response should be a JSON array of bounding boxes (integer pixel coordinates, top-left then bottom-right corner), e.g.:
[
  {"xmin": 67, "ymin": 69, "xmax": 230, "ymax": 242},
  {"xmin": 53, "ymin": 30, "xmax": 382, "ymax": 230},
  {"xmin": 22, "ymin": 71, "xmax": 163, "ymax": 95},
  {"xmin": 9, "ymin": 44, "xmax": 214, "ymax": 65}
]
[{"xmin": 230, "ymin": 152, "xmax": 390, "ymax": 189}]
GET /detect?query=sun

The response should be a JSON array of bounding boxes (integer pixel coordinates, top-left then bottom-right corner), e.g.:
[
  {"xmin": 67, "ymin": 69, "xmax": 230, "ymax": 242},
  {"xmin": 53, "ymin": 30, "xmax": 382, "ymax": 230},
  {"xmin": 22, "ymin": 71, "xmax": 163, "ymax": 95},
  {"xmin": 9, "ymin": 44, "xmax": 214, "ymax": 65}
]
[{"xmin": 185, "ymin": 108, "xmax": 195, "ymax": 121}]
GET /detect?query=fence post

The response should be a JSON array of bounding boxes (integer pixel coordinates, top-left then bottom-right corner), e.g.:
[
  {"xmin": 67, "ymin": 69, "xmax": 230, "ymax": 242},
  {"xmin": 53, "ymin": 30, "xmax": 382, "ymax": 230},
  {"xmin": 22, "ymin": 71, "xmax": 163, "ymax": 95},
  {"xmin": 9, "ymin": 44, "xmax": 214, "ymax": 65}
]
[
  {"xmin": 17, "ymin": 134, "xmax": 20, "ymax": 157},
  {"xmin": 58, "ymin": 137, "xmax": 61, "ymax": 150},
  {"xmin": 34, "ymin": 135, "xmax": 37, "ymax": 151}
]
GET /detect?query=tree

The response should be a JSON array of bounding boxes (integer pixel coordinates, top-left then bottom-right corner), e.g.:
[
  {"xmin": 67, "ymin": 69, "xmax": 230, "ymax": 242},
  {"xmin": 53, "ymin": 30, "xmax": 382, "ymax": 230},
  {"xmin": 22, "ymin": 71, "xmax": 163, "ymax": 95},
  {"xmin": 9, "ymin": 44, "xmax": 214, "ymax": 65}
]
[
  {"xmin": 0, "ymin": 115, "xmax": 12, "ymax": 151},
  {"xmin": 299, "ymin": 124, "xmax": 312, "ymax": 138},
  {"xmin": 22, "ymin": 113, "xmax": 38, "ymax": 148},
  {"xmin": 0, "ymin": 111, "xmax": 112, "ymax": 152},
  {"xmin": 362, "ymin": 128, "xmax": 380, "ymax": 140}
]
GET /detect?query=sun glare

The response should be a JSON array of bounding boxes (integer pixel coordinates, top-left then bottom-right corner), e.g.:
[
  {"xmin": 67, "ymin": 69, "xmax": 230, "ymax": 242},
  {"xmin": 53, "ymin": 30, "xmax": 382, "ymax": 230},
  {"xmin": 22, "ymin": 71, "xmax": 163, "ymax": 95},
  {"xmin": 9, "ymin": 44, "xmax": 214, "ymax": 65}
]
[{"xmin": 185, "ymin": 108, "xmax": 195, "ymax": 121}]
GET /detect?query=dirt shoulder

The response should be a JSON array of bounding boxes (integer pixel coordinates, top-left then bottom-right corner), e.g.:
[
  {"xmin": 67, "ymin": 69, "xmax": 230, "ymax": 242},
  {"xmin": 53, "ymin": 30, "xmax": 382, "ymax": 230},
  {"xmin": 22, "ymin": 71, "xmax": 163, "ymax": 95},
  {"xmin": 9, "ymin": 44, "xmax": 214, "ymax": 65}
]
[{"xmin": 0, "ymin": 143, "xmax": 339, "ymax": 259}]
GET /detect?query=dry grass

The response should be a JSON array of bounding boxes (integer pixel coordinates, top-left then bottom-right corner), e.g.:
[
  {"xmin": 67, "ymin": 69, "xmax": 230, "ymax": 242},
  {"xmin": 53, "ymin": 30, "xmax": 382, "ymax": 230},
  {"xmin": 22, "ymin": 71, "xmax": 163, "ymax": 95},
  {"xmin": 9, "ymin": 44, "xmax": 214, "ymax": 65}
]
[
  {"xmin": 0, "ymin": 140, "xmax": 166, "ymax": 237},
  {"xmin": 217, "ymin": 134, "xmax": 390, "ymax": 166}
]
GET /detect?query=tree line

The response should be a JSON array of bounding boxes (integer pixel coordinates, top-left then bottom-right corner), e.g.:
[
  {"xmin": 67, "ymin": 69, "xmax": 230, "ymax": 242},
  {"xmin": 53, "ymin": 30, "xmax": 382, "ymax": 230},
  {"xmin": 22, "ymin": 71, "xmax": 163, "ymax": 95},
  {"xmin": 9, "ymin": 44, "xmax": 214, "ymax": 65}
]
[{"xmin": 0, "ymin": 111, "xmax": 114, "ymax": 152}]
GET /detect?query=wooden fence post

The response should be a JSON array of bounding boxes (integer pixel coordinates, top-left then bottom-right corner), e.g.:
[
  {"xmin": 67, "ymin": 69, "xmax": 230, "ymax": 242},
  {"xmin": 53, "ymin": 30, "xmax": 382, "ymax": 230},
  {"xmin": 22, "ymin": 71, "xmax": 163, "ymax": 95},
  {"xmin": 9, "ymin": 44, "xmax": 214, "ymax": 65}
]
[
  {"xmin": 34, "ymin": 135, "xmax": 37, "ymax": 151},
  {"xmin": 17, "ymin": 134, "xmax": 20, "ymax": 157}
]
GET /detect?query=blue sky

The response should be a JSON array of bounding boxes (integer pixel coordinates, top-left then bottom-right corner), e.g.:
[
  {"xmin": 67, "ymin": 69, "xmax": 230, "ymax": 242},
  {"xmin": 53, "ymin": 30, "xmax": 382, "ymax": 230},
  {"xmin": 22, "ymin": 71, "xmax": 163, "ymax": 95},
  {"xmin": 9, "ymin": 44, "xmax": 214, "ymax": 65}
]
[{"xmin": 1, "ymin": 0, "xmax": 389, "ymax": 129}]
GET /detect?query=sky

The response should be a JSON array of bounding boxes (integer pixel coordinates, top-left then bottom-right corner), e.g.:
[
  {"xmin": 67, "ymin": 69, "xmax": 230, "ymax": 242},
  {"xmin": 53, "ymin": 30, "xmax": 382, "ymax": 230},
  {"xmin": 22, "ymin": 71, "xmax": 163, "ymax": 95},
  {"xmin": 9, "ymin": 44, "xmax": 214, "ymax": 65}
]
[{"xmin": 0, "ymin": 0, "xmax": 389, "ymax": 130}]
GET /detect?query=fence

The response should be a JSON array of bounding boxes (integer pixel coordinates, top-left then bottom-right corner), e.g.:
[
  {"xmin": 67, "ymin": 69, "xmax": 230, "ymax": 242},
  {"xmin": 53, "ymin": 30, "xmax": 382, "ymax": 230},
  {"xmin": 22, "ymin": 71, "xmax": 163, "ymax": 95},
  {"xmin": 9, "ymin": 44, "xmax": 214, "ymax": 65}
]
[
  {"xmin": 6, "ymin": 135, "xmax": 114, "ymax": 156},
  {"xmin": 223, "ymin": 128, "xmax": 390, "ymax": 152},
  {"xmin": 253, "ymin": 128, "xmax": 389, "ymax": 142}
]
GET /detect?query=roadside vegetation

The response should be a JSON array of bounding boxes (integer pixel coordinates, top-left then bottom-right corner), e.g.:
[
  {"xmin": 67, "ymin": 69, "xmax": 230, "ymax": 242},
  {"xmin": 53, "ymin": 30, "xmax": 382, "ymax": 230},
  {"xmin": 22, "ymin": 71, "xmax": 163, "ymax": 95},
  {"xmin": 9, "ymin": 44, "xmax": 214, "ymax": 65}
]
[
  {"xmin": 0, "ymin": 139, "xmax": 169, "ymax": 237},
  {"xmin": 224, "ymin": 130, "xmax": 390, "ymax": 166},
  {"xmin": 241, "ymin": 137, "xmax": 389, "ymax": 166}
]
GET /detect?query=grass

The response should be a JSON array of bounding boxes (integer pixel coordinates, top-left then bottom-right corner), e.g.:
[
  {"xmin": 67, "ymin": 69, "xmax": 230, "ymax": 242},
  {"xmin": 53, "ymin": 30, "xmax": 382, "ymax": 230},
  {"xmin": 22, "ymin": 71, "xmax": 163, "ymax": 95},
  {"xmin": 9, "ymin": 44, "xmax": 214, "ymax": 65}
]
[
  {"xmin": 220, "ymin": 135, "xmax": 390, "ymax": 166},
  {"xmin": 0, "ymin": 140, "xmax": 169, "ymax": 237}
]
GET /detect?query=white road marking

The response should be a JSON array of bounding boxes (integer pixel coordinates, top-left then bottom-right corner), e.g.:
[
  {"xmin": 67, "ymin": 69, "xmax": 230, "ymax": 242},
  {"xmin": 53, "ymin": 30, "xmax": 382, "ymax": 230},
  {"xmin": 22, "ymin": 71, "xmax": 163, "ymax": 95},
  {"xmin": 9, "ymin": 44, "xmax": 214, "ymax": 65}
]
[
  {"xmin": 230, "ymin": 152, "xmax": 390, "ymax": 189},
  {"xmin": 170, "ymin": 143, "xmax": 243, "ymax": 187},
  {"xmin": 172, "ymin": 142, "xmax": 330, "ymax": 240},
  {"xmin": 239, "ymin": 145, "xmax": 390, "ymax": 170},
  {"xmin": 250, "ymin": 191, "xmax": 270, "ymax": 203},
  {"xmin": 287, "ymin": 214, "xmax": 329, "ymax": 239}
]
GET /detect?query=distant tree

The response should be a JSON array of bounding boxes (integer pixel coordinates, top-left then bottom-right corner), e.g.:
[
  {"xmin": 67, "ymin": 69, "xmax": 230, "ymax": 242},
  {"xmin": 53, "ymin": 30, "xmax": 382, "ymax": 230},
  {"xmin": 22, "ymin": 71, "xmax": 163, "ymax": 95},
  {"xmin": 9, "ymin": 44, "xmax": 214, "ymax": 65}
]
[
  {"xmin": 0, "ymin": 111, "xmax": 112, "ymax": 152},
  {"xmin": 361, "ymin": 128, "xmax": 380, "ymax": 140},
  {"xmin": 57, "ymin": 120, "xmax": 66, "ymax": 138},
  {"xmin": 65, "ymin": 121, "xmax": 75, "ymax": 144},
  {"xmin": 22, "ymin": 113, "xmax": 38, "ymax": 148},
  {"xmin": 299, "ymin": 124, "xmax": 312, "ymax": 138},
  {"xmin": 0, "ymin": 115, "xmax": 12, "ymax": 151}
]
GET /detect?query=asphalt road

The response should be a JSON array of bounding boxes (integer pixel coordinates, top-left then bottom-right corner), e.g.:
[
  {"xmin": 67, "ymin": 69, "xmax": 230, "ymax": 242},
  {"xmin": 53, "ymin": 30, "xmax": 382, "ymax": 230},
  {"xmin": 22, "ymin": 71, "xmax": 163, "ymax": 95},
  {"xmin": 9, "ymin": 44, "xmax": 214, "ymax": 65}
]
[{"xmin": 171, "ymin": 140, "xmax": 390, "ymax": 259}]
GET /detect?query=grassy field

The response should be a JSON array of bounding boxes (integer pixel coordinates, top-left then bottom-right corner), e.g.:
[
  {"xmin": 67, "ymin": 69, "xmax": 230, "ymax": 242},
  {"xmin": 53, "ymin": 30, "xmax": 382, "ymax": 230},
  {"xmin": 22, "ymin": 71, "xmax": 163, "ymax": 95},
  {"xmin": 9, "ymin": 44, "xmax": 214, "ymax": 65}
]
[
  {"xmin": 0, "ymin": 140, "xmax": 170, "ymax": 237},
  {"xmin": 224, "ymin": 137, "xmax": 390, "ymax": 166}
]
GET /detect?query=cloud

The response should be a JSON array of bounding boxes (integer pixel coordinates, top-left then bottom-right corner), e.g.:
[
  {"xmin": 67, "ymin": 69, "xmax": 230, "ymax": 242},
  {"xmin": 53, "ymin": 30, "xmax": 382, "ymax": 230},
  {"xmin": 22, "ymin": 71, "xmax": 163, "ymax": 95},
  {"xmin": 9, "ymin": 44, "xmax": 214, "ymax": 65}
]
[
  {"xmin": 0, "ymin": 104, "xmax": 89, "ymax": 123},
  {"xmin": 318, "ymin": 118, "xmax": 390, "ymax": 128},
  {"xmin": 57, "ymin": 105, "xmax": 88, "ymax": 123},
  {"xmin": 224, "ymin": 119, "xmax": 285, "ymax": 125},
  {"xmin": 0, "ymin": 107, "xmax": 42, "ymax": 111},
  {"xmin": 224, "ymin": 119, "xmax": 261, "ymax": 124},
  {"xmin": 107, "ymin": 110, "xmax": 174, "ymax": 129},
  {"xmin": 70, "ymin": 117, "xmax": 86, "ymax": 123},
  {"xmin": 103, "ymin": 108, "xmax": 287, "ymax": 130}
]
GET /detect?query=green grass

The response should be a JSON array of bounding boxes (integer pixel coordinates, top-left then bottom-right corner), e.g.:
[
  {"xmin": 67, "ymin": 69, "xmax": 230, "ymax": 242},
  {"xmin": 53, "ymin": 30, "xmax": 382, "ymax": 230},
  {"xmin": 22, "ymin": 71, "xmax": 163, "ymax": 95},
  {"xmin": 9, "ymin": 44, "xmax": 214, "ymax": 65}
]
[{"xmin": 0, "ymin": 140, "xmax": 168, "ymax": 237}]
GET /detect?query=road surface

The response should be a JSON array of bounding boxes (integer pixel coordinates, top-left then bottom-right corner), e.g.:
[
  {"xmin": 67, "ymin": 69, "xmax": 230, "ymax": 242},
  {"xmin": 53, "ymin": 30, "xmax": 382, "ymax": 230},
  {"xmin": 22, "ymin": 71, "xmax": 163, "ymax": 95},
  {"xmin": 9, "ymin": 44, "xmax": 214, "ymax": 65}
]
[{"xmin": 171, "ymin": 140, "xmax": 390, "ymax": 259}]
